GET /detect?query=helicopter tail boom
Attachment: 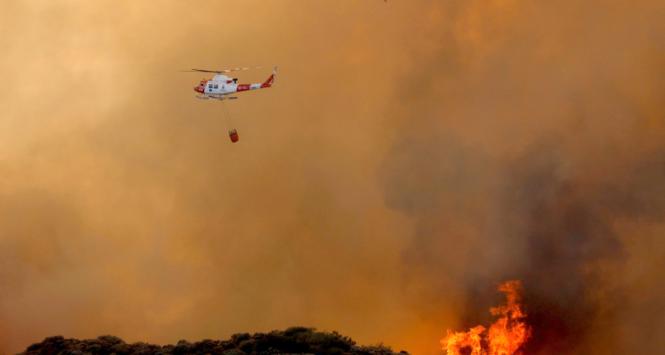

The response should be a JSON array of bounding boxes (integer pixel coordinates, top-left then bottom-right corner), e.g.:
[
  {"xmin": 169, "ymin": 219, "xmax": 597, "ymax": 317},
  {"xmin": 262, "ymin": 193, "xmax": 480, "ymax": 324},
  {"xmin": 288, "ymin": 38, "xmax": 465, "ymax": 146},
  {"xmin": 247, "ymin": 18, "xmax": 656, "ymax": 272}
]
[{"xmin": 236, "ymin": 67, "xmax": 277, "ymax": 93}]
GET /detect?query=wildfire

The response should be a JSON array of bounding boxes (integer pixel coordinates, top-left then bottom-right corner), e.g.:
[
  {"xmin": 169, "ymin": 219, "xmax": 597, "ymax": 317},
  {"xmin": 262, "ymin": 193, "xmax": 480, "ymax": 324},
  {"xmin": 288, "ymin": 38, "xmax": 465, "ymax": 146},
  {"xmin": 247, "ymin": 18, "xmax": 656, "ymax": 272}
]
[{"xmin": 441, "ymin": 280, "xmax": 531, "ymax": 355}]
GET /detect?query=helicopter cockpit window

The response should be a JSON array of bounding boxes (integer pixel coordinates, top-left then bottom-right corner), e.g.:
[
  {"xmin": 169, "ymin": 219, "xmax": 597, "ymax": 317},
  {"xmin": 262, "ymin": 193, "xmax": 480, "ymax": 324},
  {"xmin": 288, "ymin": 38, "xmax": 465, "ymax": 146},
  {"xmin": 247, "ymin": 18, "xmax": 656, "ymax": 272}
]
[
  {"xmin": 208, "ymin": 84, "xmax": 213, "ymax": 89},
  {"xmin": 214, "ymin": 84, "xmax": 219, "ymax": 89}
]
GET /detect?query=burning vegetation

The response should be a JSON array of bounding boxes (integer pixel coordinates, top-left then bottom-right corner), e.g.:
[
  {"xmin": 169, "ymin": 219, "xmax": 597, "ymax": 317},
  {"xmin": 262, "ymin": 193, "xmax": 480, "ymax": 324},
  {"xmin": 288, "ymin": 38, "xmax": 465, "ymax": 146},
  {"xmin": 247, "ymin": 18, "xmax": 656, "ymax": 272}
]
[{"xmin": 442, "ymin": 281, "xmax": 530, "ymax": 355}]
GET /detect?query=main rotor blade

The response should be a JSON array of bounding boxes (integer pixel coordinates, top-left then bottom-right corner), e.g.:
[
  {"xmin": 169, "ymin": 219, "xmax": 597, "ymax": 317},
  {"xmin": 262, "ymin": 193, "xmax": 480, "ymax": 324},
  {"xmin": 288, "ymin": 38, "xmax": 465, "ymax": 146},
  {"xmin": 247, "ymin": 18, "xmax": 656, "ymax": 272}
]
[{"xmin": 186, "ymin": 66, "xmax": 262, "ymax": 74}]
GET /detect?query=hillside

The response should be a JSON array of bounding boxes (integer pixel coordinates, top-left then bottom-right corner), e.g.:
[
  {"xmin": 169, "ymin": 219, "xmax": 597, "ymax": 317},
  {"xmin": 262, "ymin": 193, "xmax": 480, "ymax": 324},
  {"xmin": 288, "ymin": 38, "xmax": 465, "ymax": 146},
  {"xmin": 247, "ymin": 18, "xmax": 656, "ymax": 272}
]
[{"xmin": 20, "ymin": 327, "xmax": 409, "ymax": 355}]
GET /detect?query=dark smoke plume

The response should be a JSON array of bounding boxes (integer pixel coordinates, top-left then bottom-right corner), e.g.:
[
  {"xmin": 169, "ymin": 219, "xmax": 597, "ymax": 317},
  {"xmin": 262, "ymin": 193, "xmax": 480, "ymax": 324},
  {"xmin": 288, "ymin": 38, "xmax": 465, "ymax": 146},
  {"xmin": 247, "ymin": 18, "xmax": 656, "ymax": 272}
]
[
  {"xmin": 383, "ymin": 135, "xmax": 665, "ymax": 353},
  {"xmin": 380, "ymin": 1, "xmax": 665, "ymax": 352}
]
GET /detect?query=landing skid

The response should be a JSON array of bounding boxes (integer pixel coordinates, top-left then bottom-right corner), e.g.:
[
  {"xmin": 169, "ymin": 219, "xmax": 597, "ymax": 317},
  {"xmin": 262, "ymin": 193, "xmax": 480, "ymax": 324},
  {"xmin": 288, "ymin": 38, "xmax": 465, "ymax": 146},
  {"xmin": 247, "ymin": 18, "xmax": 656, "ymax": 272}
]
[{"xmin": 196, "ymin": 95, "xmax": 239, "ymax": 101}]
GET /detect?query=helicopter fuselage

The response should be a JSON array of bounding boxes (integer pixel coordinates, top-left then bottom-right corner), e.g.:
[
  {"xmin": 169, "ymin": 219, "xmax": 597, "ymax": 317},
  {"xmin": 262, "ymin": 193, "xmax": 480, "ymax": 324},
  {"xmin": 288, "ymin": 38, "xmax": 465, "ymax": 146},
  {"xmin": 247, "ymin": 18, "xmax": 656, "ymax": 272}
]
[{"xmin": 194, "ymin": 71, "xmax": 275, "ymax": 99}]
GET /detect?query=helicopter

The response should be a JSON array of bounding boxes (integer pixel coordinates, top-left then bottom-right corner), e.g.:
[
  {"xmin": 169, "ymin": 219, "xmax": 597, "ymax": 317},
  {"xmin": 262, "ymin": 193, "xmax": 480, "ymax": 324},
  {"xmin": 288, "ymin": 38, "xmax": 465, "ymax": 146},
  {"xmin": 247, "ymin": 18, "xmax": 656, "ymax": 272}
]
[
  {"xmin": 190, "ymin": 66, "xmax": 277, "ymax": 101},
  {"xmin": 185, "ymin": 66, "xmax": 276, "ymax": 143}
]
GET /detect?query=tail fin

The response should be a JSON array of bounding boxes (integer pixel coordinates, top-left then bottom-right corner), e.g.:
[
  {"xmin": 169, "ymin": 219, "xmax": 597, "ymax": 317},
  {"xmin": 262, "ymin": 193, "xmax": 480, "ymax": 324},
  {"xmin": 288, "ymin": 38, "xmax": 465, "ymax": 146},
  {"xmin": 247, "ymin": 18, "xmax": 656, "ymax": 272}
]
[{"xmin": 261, "ymin": 66, "xmax": 277, "ymax": 88}]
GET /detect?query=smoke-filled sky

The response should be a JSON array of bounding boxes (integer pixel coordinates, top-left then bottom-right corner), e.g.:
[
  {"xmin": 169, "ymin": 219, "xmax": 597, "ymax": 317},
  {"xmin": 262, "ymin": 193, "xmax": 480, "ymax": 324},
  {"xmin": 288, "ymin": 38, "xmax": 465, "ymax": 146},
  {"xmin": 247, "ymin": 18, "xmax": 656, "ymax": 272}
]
[{"xmin": 1, "ymin": 1, "xmax": 664, "ymax": 354}]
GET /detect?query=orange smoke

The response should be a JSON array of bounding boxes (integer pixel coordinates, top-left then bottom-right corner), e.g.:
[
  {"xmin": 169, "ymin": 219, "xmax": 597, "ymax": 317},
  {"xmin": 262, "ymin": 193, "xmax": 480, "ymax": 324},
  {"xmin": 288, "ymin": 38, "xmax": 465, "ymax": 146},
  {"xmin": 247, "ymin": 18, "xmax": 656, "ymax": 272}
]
[{"xmin": 441, "ymin": 280, "xmax": 530, "ymax": 355}]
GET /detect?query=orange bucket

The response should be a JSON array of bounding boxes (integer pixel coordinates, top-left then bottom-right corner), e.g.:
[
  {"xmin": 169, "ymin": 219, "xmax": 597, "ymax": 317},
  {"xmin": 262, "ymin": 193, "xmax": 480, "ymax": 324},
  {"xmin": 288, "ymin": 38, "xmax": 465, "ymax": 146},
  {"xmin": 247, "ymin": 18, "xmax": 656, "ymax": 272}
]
[{"xmin": 229, "ymin": 129, "xmax": 239, "ymax": 143}]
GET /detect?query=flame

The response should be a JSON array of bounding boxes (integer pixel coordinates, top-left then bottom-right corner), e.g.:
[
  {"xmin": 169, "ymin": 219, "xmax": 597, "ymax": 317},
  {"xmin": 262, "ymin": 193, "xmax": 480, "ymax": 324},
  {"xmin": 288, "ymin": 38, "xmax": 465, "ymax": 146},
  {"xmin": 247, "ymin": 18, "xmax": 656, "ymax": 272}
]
[{"xmin": 441, "ymin": 280, "xmax": 531, "ymax": 355}]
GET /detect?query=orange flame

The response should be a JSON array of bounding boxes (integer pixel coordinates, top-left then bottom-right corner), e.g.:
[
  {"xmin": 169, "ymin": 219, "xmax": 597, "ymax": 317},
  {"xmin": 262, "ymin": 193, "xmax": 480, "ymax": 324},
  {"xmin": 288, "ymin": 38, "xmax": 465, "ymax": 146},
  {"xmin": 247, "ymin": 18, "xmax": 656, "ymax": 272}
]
[{"xmin": 441, "ymin": 280, "xmax": 531, "ymax": 355}]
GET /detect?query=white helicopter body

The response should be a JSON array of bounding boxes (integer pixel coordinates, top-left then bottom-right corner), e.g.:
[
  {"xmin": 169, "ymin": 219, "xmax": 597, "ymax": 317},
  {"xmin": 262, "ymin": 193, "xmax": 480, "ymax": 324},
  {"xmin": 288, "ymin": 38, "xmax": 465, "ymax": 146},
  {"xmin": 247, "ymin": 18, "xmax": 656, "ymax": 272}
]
[{"xmin": 193, "ymin": 67, "xmax": 276, "ymax": 100}]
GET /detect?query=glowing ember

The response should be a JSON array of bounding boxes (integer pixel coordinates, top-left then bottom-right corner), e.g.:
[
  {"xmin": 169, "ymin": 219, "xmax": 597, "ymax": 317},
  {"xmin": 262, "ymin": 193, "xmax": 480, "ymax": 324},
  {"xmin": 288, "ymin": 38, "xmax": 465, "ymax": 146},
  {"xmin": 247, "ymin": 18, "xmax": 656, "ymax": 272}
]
[{"xmin": 441, "ymin": 280, "xmax": 531, "ymax": 355}]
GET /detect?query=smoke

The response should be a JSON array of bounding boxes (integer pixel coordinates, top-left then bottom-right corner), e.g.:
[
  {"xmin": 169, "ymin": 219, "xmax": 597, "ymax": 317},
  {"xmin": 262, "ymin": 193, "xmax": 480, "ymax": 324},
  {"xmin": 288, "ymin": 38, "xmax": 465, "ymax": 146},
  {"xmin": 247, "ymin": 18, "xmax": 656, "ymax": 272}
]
[
  {"xmin": 380, "ymin": 0, "xmax": 665, "ymax": 353},
  {"xmin": 1, "ymin": 1, "xmax": 664, "ymax": 355},
  {"xmin": 0, "ymin": 1, "xmax": 433, "ymax": 353}
]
